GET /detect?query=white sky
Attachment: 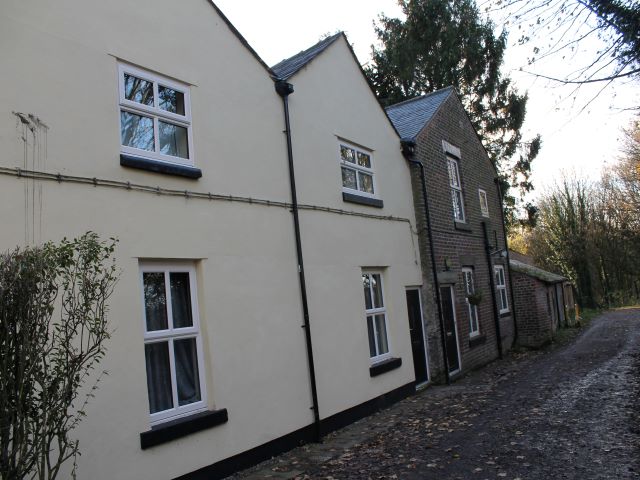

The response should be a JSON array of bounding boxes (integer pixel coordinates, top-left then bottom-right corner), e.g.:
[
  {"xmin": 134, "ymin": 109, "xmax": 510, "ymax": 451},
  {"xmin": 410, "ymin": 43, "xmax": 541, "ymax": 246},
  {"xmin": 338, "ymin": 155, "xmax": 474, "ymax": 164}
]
[{"xmin": 214, "ymin": 0, "xmax": 639, "ymax": 200}]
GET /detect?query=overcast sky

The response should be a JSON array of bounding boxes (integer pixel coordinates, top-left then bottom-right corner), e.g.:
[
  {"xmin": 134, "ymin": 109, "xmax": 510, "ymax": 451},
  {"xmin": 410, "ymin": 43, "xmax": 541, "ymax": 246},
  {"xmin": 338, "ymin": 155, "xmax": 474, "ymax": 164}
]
[{"xmin": 214, "ymin": 0, "xmax": 639, "ymax": 200}]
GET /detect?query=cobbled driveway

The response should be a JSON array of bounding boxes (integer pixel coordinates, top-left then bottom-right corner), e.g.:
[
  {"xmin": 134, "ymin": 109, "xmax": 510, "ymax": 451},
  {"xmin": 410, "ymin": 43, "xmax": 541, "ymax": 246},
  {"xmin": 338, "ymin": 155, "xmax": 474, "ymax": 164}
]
[{"xmin": 233, "ymin": 308, "xmax": 640, "ymax": 479}]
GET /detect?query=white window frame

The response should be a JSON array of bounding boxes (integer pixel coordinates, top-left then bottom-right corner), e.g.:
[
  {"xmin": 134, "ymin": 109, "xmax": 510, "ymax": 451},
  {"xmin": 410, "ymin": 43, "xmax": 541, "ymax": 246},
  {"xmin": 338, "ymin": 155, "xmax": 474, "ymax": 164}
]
[
  {"xmin": 139, "ymin": 262, "xmax": 207, "ymax": 425},
  {"xmin": 447, "ymin": 155, "xmax": 465, "ymax": 222},
  {"xmin": 494, "ymin": 265, "xmax": 509, "ymax": 313},
  {"xmin": 118, "ymin": 63, "xmax": 194, "ymax": 166},
  {"xmin": 362, "ymin": 271, "xmax": 391, "ymax": 363},
  {"xmin": 462, "ymin": 268, "xmax": 480, "ymax": 337},
  {"xmin": 339, "ymin": 141, "xmax": 377, "ymax": 198},
  {"xmin": 478, "ymin": 189, "xmax": 489, "ymax": 217}
]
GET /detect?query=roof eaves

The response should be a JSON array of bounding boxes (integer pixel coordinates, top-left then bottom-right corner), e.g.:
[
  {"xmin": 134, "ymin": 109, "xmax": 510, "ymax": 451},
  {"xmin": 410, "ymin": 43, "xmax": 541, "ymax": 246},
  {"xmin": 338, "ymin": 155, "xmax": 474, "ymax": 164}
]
[
  {"xmin": 208, "ymin": 1, "xmax": 276, "ymax": 77},
  {"xmin": 270, "ymin": 32, "xmax": 343, "ymax": 80}
]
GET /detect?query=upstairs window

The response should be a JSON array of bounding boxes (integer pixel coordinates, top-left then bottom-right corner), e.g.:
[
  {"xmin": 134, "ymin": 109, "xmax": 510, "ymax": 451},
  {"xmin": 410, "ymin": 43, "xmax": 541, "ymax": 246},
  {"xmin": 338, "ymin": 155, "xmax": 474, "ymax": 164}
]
[
  {"xmin": 494, "ymin": 265, "xmax": 509, "ymax": 313},
  {"xmin": 479, "ymin": 189, "xmax": 489, "ymax": 217},
  {"xmin": 362, "ymin": 272, "xmax": 390, "ymax": 362},
  {"xmin": 447, "ymin": 155, "xmax": 465, "ymax": 222},
  {"xmin": 340, "ymin": 142, "xmax": 376, "ymax": 197},
  {"xmin": 119, "ymin": 63, "xmax": 193, "ymax": 165}
]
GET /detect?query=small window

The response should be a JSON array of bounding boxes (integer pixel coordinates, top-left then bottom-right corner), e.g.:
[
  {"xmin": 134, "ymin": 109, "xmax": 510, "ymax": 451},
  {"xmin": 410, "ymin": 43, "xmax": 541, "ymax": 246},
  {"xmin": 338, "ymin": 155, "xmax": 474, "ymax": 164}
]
[
  {"xmin": 447, "ymin": 155, "xmax": 465, "ymax": 222},
  {"xmin": 119, "ymin": 63, "xmax": 193, "ymax": 166},
  {"xmin": 340, "ymin": 142, "xmax": 376, "ymax": 198},
  {"xmin": 140, "ymin": 263, "xmax": 206, "ymax": 425},
  {"xmin": 494, "ymin": 265, "xmax": 509, "ymax": 313},
  {"xmin": 462, "ymin": 268, "xmax": 480, "ymax": 337},
  {"xmin": 478, "ymin": 189, "xmax": 489, "ymax": 217},
  {"xmin": 362, "ymin": 272, "xmax": 390, "ymax": 362}
]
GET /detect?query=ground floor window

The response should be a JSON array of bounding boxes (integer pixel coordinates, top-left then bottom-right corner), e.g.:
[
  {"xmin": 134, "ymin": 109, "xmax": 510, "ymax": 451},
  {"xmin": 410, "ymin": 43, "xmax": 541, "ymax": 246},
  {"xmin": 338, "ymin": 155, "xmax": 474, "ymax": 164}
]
[
  {"xmin": 140, "ymin": 263, "xmax": 206, "ymax": 424},
  {"xmin": 362, "ymin": 271, "xmax": 390, "ymax": 361},
  {"xmin": 462, "ymin": 267, "xmax": 480, "ymax": 337},
  {"xmin": 494, "ymin": 265, "xmax": 509, "ymax": 313}
]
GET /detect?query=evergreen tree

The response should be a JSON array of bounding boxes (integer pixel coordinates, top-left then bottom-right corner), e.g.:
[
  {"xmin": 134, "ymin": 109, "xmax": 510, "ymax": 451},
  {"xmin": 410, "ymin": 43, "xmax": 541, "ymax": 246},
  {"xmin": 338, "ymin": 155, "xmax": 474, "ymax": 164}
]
[{"xmin": 365, "ymin": 0, "xmax": 540, "ymax": 227}]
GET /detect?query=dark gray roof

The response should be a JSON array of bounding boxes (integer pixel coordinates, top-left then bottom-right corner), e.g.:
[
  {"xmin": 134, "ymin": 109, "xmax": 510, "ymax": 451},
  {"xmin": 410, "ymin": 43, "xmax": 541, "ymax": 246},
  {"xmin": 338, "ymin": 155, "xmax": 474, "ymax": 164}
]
[
  {"xmin": 510, "ymin": 259, "xmax": 567, "ymax": 284},
  {"xmin": 385, "ymin": 87, "xmax": 454, "ymax": 140},
  {"xmin": 271, "ymin": 33, "xmax": 343, "ymax": 80}
]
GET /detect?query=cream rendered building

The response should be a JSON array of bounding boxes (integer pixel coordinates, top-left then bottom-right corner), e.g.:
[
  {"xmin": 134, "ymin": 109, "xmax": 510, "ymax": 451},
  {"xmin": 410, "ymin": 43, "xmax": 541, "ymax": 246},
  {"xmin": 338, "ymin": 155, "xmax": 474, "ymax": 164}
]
[{"xmin": 0, "ymin": 2, "xmax": 425, "ymax": 479}]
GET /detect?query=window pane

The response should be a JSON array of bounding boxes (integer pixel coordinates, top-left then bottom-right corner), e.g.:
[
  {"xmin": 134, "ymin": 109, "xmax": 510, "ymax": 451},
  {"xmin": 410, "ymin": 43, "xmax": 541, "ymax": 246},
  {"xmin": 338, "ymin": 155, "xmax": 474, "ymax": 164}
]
[
  {"xmin": 121, "ymin": 111, "xmax": 154, "ymax": 152},
  {"xmin": 375, "ymin": 314, "xmax": 389, "ymax": 355},
  {"xmin": 358, "ymin": 172, "xmax": 374, "ymax": 194},
  {"xmin": 145, "ymin": 342, "xmax": 173, "ymax": 414},
  {"xmin": 342, "ymin": 167, "xmax": 357, "ymax": 190},
  {"xmin": 159, "ymin": 121, "xmax": 189, "ymax": 159},
  {"xmin": 170, "ymin": 272, "xmax": 193, "ymax": 328},
  {"xmin": 124, "ymin": 73, "xmax": 154, "ymax": 106},
  {"xmin": 499, "ymin": 269, "xmax": 505, "ymax": 285},
  {"xmin": 371, "ymin": 274, "xmax": 383, "ymax": 308},
  {"xmin": 363, "ymin": 274, "xmax": 373, "ymax": 310},
  {"xmin": 448, "ymin": 159, "xmax": 460, "ymax": 188},
  {"xmin": 143, "ymin": 272, "xmax": 168, "ymax": 331},
  {"xmin": 159, "ymin": 85, "xmax": 185, "ymax": 115},
  {"xmin": 463, "ymin": 271, "xmax": 473, "ymax": 295},
  {"xmin": 174, "ymin": 338, "xmax": 202, "ymax": 406},
  {"xmin": 470, "ymin": 306, "xmax": 479, "ymax": 333},
  {"xmin": 452, "ymin": 189, "xmax": 464, "ymax": 221},
  {"xmin": 500, "ymin": 290, "xmax": 509, "ymax": 310},
  {"xmin": 340, "ymin": 145, "xmax": 355, "ymax": 163},
  {"xmin": 357, "ymin": 152, "xmax": 371, "ymax": 168},
  {"xmin": 367, "ymin": 316, "xmax": 376, "ymax": 357}
]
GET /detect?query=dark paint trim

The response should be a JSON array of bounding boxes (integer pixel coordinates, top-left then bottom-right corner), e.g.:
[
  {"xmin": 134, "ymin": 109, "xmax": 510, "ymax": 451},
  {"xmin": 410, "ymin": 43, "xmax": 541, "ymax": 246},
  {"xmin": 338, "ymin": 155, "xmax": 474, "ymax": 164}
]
[
  {"xmin": 453, "ymin": 221, "xmax": 473, "ymax": 233},
  {"xmin": 120, "ymin": 154, "xmax": 202, "ymax": 179},
  {"xmin": 342, "ymin": 192, "xmax": 384, "ymax": 208},
  {"xmin": 174, "ymin": 382, "xmax": 415, "ymax": 480},
  {"xmin": 140, "ymin": 408, "xmax": 228, "ymax": 450},
  {"xmin": 369, "ymin": 357, "xmax": 402, "ymax": 377},
  {"xmin": 468, "ymin": 335, "xmax": 487, "ymax": 349}
]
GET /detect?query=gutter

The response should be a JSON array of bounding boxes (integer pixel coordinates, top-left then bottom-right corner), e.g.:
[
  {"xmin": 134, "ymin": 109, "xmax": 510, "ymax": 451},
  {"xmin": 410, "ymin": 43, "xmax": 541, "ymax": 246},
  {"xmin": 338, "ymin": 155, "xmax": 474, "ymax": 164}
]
[
  {"xmin": 275, "ymin": 79, "xmax": 321, "ymax": 442},
  {"xmin": 494, "ymin": 178, "xmax": 519, "ymax": 344},
  {"xmin": 401, "ymin": 139, "xmax": 451, "ymax": 385},
  {"xmin": 481, "ymin": 221, "xmax": 503, "ymax": 359}
]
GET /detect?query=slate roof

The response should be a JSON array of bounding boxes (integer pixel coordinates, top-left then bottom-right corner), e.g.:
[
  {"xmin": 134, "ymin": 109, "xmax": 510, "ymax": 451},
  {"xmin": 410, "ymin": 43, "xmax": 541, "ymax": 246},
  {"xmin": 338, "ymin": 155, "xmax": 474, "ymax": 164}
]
[
  {"xmin": 271, "ymin": 33, "xmax": 343, "ymax": 80},
  {"xmin": 510, "ymin": 259, "xmax": 567, "ymax": 284},
  {"xmin": 385, "ymin": 87, "xmax": 454, "ymax": 140}
]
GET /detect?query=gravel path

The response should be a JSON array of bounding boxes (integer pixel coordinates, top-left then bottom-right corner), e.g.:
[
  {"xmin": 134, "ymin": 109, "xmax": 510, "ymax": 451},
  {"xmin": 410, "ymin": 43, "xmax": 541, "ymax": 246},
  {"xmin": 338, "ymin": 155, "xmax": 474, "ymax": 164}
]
[{"xmin": 233, "ymin": 308, "xmax": 640, "ymax": 480}]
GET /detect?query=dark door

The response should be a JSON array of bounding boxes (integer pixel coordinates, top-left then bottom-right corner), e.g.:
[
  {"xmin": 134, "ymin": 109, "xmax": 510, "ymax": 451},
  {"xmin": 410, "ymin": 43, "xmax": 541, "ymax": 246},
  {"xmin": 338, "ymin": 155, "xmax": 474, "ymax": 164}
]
[
  {"xmin": 406, "ymin": 289, "xmax": 429, "ymax": 384},
  {"xmin": 440, "ymin": 285, "xmax": 460, "ymax": 373}
]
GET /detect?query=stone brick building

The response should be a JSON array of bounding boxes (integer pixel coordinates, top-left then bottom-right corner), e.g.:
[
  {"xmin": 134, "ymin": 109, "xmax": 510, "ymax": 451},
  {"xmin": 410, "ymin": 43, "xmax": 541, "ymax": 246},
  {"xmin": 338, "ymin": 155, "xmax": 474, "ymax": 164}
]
[{"xmin": 387, "ymin": 88, "xmax": 516, "ymax": 381}]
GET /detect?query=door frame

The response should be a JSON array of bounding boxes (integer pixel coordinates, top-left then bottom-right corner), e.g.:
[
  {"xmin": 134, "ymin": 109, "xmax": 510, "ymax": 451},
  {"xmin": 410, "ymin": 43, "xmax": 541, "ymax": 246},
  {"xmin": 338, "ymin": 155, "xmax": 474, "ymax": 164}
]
[
  {"xmin": 441, "ymin": 284, "xmax": 462, "ymax": 376},
  {"xmin": 406, "ymin": 286, "xmax": 430, "ymax": 385}
]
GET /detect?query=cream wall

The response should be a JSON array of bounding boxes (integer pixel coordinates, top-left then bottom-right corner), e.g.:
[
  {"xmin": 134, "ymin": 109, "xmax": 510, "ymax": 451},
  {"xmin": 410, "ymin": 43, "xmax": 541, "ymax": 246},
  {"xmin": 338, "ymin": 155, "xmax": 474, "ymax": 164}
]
[
  {"xmin": 286, "ymin": 37, "xmax": 423, "ymax": 418},
  {"xmin": 0, "ymin": 3, "xmax": 423, "ymax": 479}
]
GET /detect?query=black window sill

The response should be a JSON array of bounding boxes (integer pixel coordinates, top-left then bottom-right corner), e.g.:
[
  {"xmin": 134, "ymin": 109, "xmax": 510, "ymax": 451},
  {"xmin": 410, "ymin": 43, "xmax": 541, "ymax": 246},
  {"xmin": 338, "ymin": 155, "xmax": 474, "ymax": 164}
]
[
  {"xmin": 121, "ymin": 154, "xmax": 202, "ymax": 179},
  {"xmin": 369, "ymin": 357, "xmax": 402, "ymax": 377},
  {"xmin": 468, "ymin": 335, "xmax": 486, "ymax": 349},
  {"xmin": 342, "ymin": 192, "xmax": 384, "ymax": 208},
  {"xmin": 140, "ymin": 408, "xmax": 228, "ymax": 450},
  {"xmin": 500, "ymin": 311, "xmax": 512, "ymax": 318},
  {"xmin": 454, "ymin": 221, "xmax": 472, "ymax": 233}
]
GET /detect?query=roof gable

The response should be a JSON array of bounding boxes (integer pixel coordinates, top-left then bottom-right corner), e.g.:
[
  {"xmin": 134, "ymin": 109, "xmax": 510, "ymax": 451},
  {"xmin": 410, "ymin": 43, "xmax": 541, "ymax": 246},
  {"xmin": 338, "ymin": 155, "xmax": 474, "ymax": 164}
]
[
  {"xmin": 271, "ymin": 33, "xmax": 342, "ymax": 80},
  {"xmin": 385, "ymin": 87, "xmax": 454, "ymax": 140}
]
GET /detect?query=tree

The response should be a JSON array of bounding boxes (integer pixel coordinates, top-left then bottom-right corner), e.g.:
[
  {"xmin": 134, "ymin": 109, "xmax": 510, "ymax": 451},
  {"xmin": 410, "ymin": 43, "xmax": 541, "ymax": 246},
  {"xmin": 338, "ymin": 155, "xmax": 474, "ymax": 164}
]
[
  {"xmin": 0, "ymin": 233, "xmax": 118, "ymax": 480},
  {"xmin": 488, "ymin": 0, "xmax": 640, "ymax": 86},
  {"xmin": 366, "ymin": 0, "xmax": 541, "ymax": 227}
]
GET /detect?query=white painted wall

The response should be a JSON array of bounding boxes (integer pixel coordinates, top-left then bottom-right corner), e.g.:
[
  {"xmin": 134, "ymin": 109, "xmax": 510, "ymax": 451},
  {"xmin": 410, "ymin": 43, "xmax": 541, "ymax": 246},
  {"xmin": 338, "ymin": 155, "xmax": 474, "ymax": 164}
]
[{"xmin": 0, "ymin": 4, "xmax": 422, "ymax": 479}]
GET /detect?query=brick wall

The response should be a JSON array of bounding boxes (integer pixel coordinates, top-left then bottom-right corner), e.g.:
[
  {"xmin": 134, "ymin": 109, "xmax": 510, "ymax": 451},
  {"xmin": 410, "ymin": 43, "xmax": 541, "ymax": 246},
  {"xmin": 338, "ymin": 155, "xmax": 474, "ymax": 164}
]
[
  {"xmin": 512, "ymin": 272, "xmax": 555, "ymax": 348},
  {"xmin": 410, "ymin": 93, "xmax": 516, "ymax": 382}
]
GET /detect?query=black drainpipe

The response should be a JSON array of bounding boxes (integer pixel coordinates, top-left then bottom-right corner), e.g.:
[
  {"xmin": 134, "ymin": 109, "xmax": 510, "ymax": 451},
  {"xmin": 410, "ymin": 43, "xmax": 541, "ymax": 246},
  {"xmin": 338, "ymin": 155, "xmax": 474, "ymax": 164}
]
[
  {"xmin": 401, "ymin": 139, "xmax": 450, "ymax": 385},
  {"xmin": 494, "ymin": 178, "xmax": 518, "ymax": 344},
  {"xmin": 482, "ymin": 221, "xmax": 503, "ymax": 359},
  {"xmin": 275, "ymin": 79, "xmax": 321, "ymax": 442}
]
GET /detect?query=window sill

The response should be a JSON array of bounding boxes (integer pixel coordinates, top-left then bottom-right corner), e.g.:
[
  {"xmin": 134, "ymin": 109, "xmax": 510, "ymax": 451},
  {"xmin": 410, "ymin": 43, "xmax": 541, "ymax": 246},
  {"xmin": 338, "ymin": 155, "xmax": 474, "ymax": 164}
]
[
  {"xmin": 499, "ymin": 311, "xmax": 511, "ymax": 318},
  {"xmin": 342, "ymin": 192, "xmax": 384, "ymax": 208},
  {"xmin": 369, "ymin": 357, "xmax": 402, "ymax": 377},
  {"xmin": 468, "ymin": 335, "xmax": 486, "ymax": 349},
  {"xmin": 454, "ymin": 221, "xmax": 472, "ymax": 233},
  {"xmin": 140, "ymin": 408, "xmax": 228, "ymax": 450},
  {"xmin": 121, "ymin": 154, "xmax": 202, "ymax": 179}
]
